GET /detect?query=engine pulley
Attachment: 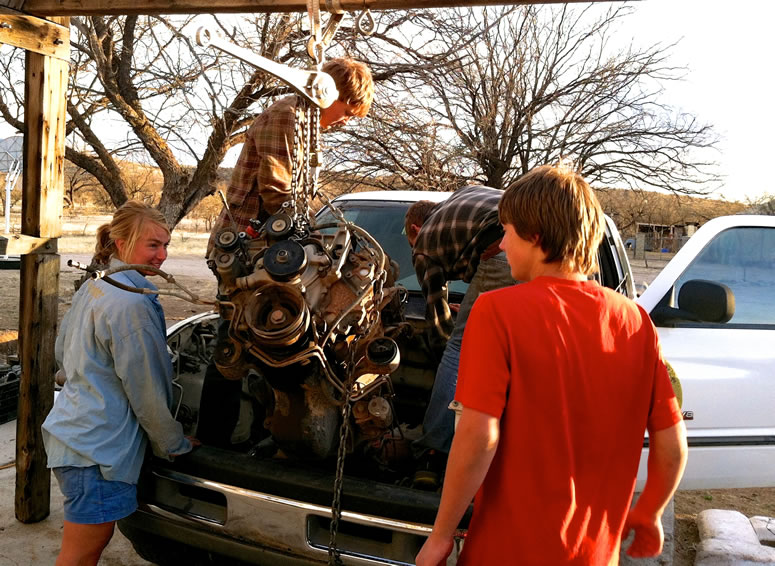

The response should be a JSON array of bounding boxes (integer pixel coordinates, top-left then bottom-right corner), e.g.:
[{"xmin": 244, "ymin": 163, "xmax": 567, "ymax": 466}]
[
  {"xmin": 215, "ymin": 228, "xmax": 240, "ymax": 252},
  {"xmin": 265, "ymin": 212, "xmax": 295, "ymax": 240},
  {"xmin": 245, "ymin": 283, "xmax": 310, "ymax": 347},
  {"xmin": 263, "ymin": 240, "xmax": 307, "ymax": 281}
]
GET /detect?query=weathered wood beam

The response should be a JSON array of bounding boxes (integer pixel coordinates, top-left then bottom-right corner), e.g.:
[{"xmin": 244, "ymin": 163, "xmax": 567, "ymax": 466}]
[
  {"xmin": 0, "ymin": 8, "xmax": 69, "ymax": 60},
  {"xmin": 15, "ymin": 15, "xmax": 68, "ymax": 524},
  {"xmin": 15, "ymin": 0, "xmax": 595, "ymax": 16},
  {"xmin": 2, "ymin": 234, "xmax": 58, "ymax": 255},
  {"xmin": 0, "ymin": 1, "xmax": 26, "ymax": 10}
]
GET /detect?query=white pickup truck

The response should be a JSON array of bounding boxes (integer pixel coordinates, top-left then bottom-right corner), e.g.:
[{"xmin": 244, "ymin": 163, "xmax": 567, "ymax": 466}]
[{"xmin": 635, "ymin": 215, "xmax": 775, "ymax": 490}]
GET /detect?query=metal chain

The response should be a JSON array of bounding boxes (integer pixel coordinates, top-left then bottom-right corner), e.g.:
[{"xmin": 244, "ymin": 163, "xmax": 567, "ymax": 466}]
[
  {"xmin": 328, "ymin": 392, "xmax": 353, "ymax": 566},
  {"xmin": 303, "ymin": 5, "xmax": 359, "ymax": 561},
  {"xmin": 287, "ymin": 98, "xmax": 322, "ymax": 230},
  {"xmin": 308, "ymin": 103, "xmax": 322, "ymax": 204},
  {"xmin": 289, "ymin": 98, "xmax": 310, "ymax": 226},
  {"xmin": 370, "ymin": 269, "xmax": 386, "ymax": 326}
]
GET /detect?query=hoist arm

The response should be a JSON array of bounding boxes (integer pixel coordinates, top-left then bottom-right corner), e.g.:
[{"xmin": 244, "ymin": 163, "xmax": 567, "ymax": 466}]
[{"xmin": 194, "ymin": 26, "xmax": 339, "ymax": 108}]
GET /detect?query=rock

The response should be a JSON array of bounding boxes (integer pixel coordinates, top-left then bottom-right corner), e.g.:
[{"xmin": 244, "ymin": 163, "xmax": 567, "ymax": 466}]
[
  {"xmin": 698, "ymin": 509, "xmax": 760, "ymax": 545},
  {"xmin": 695, "ymin": 510, "xmax": 775, "ymax": 565},
  {"xmin": 751, "ymin": 516, "xmax": 775, "ymax": 549},
  {"xmin": 695, "ymin": 538, "xmax": 775, "ymax": 565}
]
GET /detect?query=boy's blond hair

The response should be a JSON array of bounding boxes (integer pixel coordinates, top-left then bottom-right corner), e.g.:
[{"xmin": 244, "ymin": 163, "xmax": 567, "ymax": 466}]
[
  {"xmin": 498, "ymin": 164, "xmax": 604, "ymax": 275},
  {"xmin": 323, "ymin": 58, "xmax": 374, "ymax": 117}
]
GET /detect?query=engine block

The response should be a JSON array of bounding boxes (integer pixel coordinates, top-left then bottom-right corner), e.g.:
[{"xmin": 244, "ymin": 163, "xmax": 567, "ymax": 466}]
[{"xmin": 207, "ymin": 208, "xmax": 402, "ymax": 460}]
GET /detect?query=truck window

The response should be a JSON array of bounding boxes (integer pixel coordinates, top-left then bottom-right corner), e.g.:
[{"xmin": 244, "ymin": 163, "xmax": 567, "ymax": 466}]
[
  {"xmin": 674, "ymin": 226, "xmax": 775, "ymax": 325},
  {"xmin": 316, "ymin": 201, "xmax": 469, "ymax": 296}
]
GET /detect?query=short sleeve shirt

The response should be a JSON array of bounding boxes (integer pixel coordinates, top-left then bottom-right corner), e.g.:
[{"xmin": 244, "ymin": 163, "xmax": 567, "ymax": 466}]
[{"xmin": 456, "ymin": 277, "xmax": 682, "ymax": 565}]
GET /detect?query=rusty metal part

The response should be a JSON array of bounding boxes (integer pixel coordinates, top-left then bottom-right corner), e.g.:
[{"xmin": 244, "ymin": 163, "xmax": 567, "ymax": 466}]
[
  {"xmin": 70, "ymin": 260, "xmax": 215, "ymax": 306},
  {"xmin": 245, "ymin": 284, "xmax": 311, "ymax": 347},
  {"xmin": 267, "ymin": 380, "xmax": 340, "ymax": 459}
]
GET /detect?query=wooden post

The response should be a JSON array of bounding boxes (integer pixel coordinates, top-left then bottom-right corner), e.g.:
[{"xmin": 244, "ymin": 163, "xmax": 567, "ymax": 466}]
[{"xmin": 14, "ymin": 15, "xmax": 68, "ymax": 524}]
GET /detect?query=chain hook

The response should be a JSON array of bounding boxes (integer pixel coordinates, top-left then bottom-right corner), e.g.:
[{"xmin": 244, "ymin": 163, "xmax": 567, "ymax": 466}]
[
  {"xmin": 306, "ymin": 38, "xmax": 326, "ymax": 65},
  {"xmin": 355, "ymin": 9, "xmax": 376, "ymax": 36},
  {"xmin": 306, "ymin": 0, "xmax": 323, "ymax": 66}
]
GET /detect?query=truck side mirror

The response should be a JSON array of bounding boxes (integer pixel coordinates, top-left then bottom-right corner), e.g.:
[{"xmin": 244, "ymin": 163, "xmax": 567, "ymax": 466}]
[
  {"xmin": 678, "ymin": 279, "xmax": 735, "ymax": 323},
  {"xmin": 650, "ymin": 279, "xmax": 735, "ymax": 325}
]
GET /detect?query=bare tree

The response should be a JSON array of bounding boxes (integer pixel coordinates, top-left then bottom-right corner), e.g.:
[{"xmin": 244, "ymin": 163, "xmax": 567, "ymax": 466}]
[
  {"xmin": 334, "ymin": 5, "xmax": 720, "ymax": 194},
  {"xmin": 0, "ymin": 14, "xmax": 314, "ymax": 227},
  {"xmin": 596, "ymin": 187, "xmax": 746, "ymax": 239},
  {"xmin": 746, "ymin": 194, "xmax": 775, "ymax": 215},
  {"xmin": 0, "ymin": 11, "xmax": 451, "ymax": 224},
  {"xmin": 1, "ymin": 6, "xmax": 720, "ymax": 224},
  {"xmin": 63, "ymin": 164, "xmax": 103, "ymax": 208}
]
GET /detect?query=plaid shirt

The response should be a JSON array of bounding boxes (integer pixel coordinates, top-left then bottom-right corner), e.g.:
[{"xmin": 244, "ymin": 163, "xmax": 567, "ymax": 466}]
[
  {"xmin": 412, "ymin": 185, "xmax": 504, "ymax": 357},
  {"xmin": 208, "ymin": 96, "xmax": 302, "ymax": 255}
]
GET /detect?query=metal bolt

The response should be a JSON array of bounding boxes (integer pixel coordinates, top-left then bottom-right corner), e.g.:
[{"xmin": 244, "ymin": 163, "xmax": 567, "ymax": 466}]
[
  {"xmin": 0, "ymin": 22, "xmax": 11, "ymax": 30},
  {"xmin": 270, "ymin": 309, "xmax": 286, "ymax": 324},
  {"xmin": 276, "ymin": 249, "xmax": 289, "ymax": 264},
  {"xmin": 53, "ymin": 38, "xmax": 64, "ymax": 45}
]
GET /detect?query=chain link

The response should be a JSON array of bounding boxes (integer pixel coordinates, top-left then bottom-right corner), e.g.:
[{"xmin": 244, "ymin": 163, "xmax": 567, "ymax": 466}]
[
  {"xmin": 287, "ymin": 97, "xmax": 322, "ymax": 232},
  {"xmin": 328, "ymin": 391, "xmax": 353, "ymax": 566}
]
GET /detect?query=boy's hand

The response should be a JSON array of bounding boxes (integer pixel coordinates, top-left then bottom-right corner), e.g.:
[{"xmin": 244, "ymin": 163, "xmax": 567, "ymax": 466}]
[
  {"xmin": 622, "ymin": 507, "xmax": 664, "ymax": 557},
  {"xmin": 449, "ymin": 303, "xmax": 460, "ymax": 313},
  {"xmin": 416, "ymin": 533, "xmax": 453, "ymax": 566}
]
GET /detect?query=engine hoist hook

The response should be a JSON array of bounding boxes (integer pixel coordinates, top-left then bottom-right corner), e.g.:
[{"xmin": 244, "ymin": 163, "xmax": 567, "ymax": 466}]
[{"xmin": 356, "ymin": 9, "xmax": 376, "ymax": 36}]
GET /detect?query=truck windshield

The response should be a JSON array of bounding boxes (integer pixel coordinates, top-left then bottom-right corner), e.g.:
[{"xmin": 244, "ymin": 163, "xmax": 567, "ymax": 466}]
[{"xmin": 315, "ymin": 200, "xmax": 469, "ymax": 296}]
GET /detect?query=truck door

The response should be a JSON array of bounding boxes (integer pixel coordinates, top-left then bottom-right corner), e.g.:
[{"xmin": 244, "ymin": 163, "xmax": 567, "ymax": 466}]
[{"xmin": 652, "ymin": 224, "xmax": 775, "ymax": 488}]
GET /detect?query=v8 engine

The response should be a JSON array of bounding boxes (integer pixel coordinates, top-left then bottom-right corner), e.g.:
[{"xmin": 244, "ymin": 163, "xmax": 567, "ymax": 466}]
[{"xmin": 207, "ymin": 205, "xmax": 404, "ymax": 461}]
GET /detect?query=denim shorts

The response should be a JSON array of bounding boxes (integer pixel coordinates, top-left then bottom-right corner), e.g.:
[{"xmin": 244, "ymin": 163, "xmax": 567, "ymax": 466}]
[{"xmin": 53, "ymin": 465, "xmax": 137, "ymax": 524}]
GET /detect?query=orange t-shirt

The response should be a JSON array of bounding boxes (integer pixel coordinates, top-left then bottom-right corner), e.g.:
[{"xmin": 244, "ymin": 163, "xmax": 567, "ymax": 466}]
[{"xmin": 456, "ymin": 277, "xmax": 681, "ymax": 566}]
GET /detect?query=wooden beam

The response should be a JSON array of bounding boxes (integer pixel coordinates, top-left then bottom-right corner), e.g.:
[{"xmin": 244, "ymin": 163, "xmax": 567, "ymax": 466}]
[
  {"xmin": 0, "ymin": 1, "xmax": 26, "ymax": 10},
  {"xmin": 16, "ymin": 0, "xmax": 596, "ymax": 16},
  {"xmin": 20, "ymin": 36, "xmax": 66, "ymax": 238},
  {"xmin": 2, "ymin": 234, "xmax": 58, "ymax": 255},
  {"xmin": 15, "ymin": 15, "xmax": 68, "ymax": 524},
  {"xmin": 0, "ymin": 8, "xmax": 70, "ymax": 61}
]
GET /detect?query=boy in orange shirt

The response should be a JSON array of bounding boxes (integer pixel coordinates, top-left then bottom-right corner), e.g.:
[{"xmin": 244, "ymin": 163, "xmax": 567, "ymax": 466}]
[{"xmin": 416, "ymin": 164, "xmax": 688, "ymax": 566}]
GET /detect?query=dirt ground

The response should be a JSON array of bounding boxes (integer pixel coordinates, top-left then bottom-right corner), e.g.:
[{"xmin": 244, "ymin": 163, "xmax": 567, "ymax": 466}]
[{"xmin": 1, "ymin": 252, "xmax": 773, "ymax": 565}]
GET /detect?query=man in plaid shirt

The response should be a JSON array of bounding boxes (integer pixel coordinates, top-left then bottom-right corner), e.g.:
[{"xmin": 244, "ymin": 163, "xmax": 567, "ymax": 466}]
[
  {"xmin": 405, "ymin": 186, "xmax": 516, "ymax": 486},
  {"xmin": 207, "ymin": 57, "xmax": 374, "ymax": 257}
]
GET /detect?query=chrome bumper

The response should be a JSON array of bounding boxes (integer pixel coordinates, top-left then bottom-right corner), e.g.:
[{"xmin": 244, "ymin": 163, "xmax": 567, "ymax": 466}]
[{"xmin": 137, "ymin": 468, "xmax": 448, "ymax": 566}]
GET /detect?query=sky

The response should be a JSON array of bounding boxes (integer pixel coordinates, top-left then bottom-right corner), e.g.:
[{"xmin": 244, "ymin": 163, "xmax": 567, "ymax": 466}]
[
  {"xmin": 1, "ymin": 1, "xmax": 774, "ymax": 204},
  {"xmin": 617, "ymin": 0, "xmax": 775, "ymax": 203}
]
